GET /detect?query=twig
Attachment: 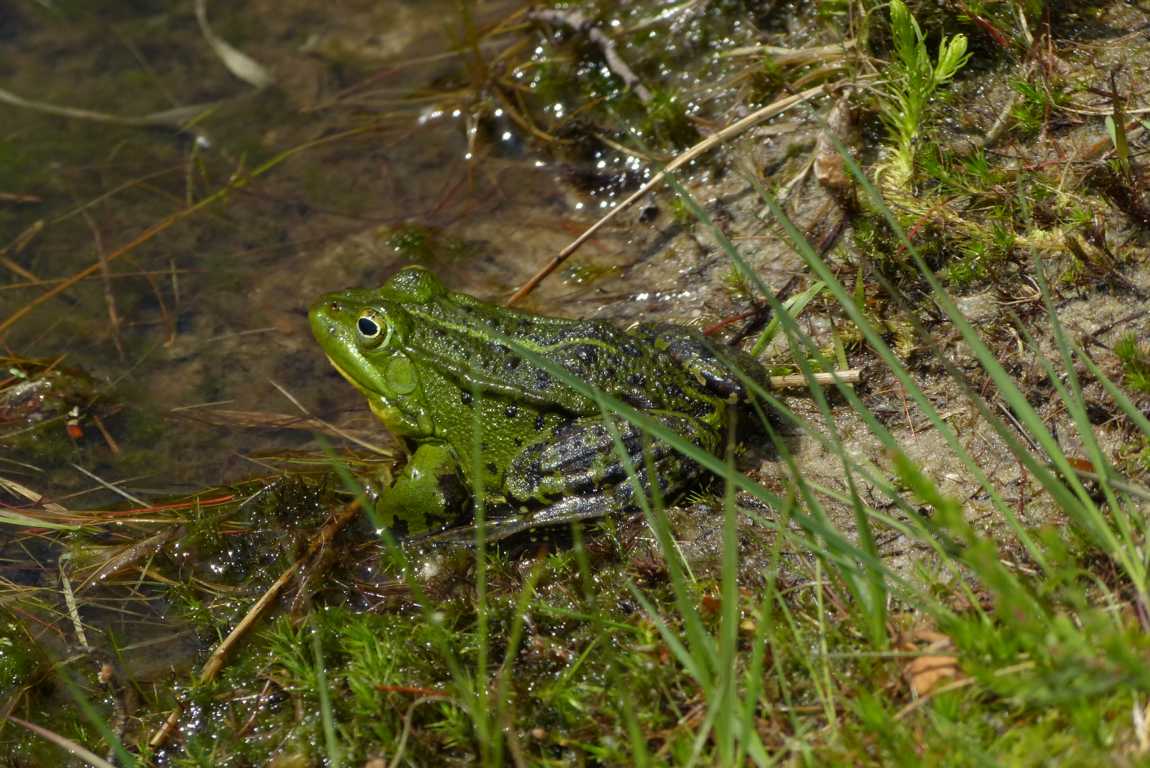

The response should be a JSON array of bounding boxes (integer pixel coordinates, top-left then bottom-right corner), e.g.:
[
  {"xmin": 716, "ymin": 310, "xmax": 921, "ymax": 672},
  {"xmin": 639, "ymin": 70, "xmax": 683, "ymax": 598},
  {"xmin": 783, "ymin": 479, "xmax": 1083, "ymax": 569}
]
[
  {"xmin": 268, "ymin": 379, "xmax": 395, "ymax": 455},
  {"xmin": 721, "ymin": 40, "xmax": 857, "ymax": 65},
  {"xmin": 768, "ymin": 369, "xmax": 860, "ymax": 389},
  {"xmin": 1062, "ymin": 465, "xmax": 1150, "ymax": 503},
  {"xmin": 75, "ymin": 204, "xmax": 124, "ymax": 359},
  {"xmin": 388, "ymin": 696, "xmax": 447, "ymax": 768},
  {"xmin": 70, "ymin": 464, "xmax": 148, "ymax": 508},
  {"xmin": 3, "ymin": 716, "xmax": 119, "ymax": 768},
  {"xmin": 89, "ymin": 415, "xmax": 122, "ymax": 455},
  {"xmin": 0, "ymin": 192, "xmax": 41, "ymax": 205},
  {"xmin": 0, "ymin": 86, "xmax": 218, "ymax": 129},
  {"xmin": 0, "ymin": 221, "xmax": 44, "ymax": 283},
  {"xmin": 201, "ymin": 499, "xmax": 360, "ymax": 682},
  {"xmin": 78, "ymin": 528, "xmax": 178, "ymax": 593},
  {"xmin": 149, "ymin": 499, "xmax": 362, "ymax": 749},
  {"xmin": 530, "ymin": 9, "xmax": 652, "ymax": 103},
  {"xmin": 506, "ymin": 81, "xmax": 837, "ymax": 305}
]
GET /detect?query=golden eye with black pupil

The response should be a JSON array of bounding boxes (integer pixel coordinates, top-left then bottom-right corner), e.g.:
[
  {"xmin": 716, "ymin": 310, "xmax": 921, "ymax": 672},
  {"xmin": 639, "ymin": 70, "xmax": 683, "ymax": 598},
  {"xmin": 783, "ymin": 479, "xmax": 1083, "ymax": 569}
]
[{"xmin": 357, "ymin": 314, "xmax": 387, "ymax": 349}]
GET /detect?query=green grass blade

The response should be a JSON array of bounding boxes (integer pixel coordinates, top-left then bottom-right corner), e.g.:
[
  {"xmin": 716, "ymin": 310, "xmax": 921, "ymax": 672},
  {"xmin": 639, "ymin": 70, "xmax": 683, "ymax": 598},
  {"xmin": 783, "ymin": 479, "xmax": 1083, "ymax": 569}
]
[
  {"xmin": 55, "ymin": 671, "xmax": 138, "ymax": 768},
  {"xmin": 840, "ymin": 138, "xmax": 1118, "ymax": 553},
  {"xmin": 749, "ymin": 280, "xmax": 826, "ymax": 356},
  {"xmin": 311, "ymin": 619, "xmax": 342, "ymax": 768},
  {"xmin": 760, "ymin": 145, "xmax": 1050, "ymax": 570}
]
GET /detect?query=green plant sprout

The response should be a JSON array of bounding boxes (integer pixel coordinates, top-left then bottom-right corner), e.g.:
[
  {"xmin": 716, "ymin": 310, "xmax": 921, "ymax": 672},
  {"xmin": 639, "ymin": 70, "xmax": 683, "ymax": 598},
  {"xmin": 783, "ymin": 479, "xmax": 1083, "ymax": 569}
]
[{"xmin": 879, "ymin": 0, "xmax": 971, "ymax": 188}]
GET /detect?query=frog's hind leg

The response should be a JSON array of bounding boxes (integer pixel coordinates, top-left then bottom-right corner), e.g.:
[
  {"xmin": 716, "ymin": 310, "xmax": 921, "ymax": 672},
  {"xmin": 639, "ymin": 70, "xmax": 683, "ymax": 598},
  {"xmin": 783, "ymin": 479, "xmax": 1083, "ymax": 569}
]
[
  {"xmin": 417, "ymin": 494, "xmax": 619, "ymax": 545},
  {"xmin": 498, "ymin": 411, "xmax": 714, "ymax": 533},
  {"xmin": 632, "ymin": 322, "xmax": 771, "ymax": 404},
  {"xmin": 413, "ymin": 413, "xmax": 716, "ymax": 545}
]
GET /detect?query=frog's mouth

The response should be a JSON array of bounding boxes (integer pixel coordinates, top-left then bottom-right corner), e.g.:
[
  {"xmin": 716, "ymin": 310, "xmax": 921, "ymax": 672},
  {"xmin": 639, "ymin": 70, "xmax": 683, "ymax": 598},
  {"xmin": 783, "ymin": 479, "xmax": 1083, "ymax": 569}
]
[
  {"xmin": 327, "ymin": 356, "xmax": 377, "ymax": 399},
  {"xmin": 327, "ymin": 357, "xmax": 354, "ymax": 386}
]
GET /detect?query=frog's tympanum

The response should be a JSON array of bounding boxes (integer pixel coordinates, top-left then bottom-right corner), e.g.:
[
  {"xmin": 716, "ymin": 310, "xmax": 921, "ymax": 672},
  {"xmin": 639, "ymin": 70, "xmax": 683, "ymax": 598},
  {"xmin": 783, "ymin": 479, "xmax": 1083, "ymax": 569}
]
[{"xmin": 309, "ymin": 266, "xmax": 770, "ymax": 540}]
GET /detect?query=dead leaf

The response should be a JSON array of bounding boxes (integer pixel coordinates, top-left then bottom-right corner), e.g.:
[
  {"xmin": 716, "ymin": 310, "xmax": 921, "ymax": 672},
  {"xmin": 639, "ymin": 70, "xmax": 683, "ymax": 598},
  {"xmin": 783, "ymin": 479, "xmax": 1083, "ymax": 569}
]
[{"xmin": 905, "ymin": 654, "xmax": 960, "ymax": 697}]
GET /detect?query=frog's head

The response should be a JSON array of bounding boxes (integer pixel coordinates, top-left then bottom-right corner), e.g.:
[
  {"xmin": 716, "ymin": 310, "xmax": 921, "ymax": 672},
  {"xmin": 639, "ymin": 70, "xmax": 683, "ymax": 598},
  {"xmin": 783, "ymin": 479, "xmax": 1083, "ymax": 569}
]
[{"xmin": 309, "ymin": 267, "xmax": 448, "ymax": 436}]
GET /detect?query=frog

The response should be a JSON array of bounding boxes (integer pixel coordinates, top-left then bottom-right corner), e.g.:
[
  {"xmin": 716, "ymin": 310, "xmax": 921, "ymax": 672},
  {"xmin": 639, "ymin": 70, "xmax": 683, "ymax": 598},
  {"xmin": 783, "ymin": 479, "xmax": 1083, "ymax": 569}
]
[{"xmin": 309, "ymin": 266, "xmax": 772, "ymax": 541}]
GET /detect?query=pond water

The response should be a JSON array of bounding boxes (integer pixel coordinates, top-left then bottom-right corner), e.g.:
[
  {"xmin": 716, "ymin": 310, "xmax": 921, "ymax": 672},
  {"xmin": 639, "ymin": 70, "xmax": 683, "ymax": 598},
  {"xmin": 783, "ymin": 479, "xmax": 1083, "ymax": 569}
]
[
  {"xmin": 2, "ymin": 0, "xmax": 820, "ymax": 511},
  {"xmin": 3, "ymin": 0, "xmax": 604, "ymax": 496}
]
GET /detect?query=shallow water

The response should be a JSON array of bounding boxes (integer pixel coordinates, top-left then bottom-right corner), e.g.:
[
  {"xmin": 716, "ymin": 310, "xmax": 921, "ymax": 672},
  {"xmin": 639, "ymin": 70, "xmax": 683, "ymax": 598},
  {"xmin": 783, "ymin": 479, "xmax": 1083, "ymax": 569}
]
[
  {"xmin": 0, "ymin": 0, "xmax": 578, "ymax": 498},
  {"xmin": 0, "ymin": 0, "xmax": 804, "ymax": 505}
]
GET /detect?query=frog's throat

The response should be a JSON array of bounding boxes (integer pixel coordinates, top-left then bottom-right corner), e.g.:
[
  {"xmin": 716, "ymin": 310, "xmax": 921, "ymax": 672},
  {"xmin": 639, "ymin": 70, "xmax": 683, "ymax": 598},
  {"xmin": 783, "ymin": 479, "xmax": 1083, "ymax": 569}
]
[{"xmin": 327, "ymin": 357, "xmax": 355, "ymax": 386}]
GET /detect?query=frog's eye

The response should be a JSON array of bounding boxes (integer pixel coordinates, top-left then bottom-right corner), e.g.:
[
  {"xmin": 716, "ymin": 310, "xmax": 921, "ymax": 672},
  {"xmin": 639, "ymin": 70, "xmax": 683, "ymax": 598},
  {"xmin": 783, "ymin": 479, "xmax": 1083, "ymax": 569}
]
[
  {"xmin": 356, "ymin": 313, "xmax": 393, "ymax": 350},
  {"xmin": 357, "ymin": 316, "xmax": 381, "ymax": 338}
]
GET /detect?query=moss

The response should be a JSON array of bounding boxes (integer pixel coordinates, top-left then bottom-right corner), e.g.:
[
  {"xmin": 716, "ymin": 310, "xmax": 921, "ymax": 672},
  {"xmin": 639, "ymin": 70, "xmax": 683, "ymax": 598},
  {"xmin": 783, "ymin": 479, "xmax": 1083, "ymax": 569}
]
[
  {"xmin": 1114, "ymin": 333, "xmax": 1150, "ymax": 395},
  {"xmin": 382, "ymin": 224, "xmax": 481, "ymax": 264},
  {"xmin": 561, "ymin": 260, "xmax": 621, "ymax": 286},
  {"xmin": 0, "ymin": 616, "xmax": 40, "ymax": 698}
]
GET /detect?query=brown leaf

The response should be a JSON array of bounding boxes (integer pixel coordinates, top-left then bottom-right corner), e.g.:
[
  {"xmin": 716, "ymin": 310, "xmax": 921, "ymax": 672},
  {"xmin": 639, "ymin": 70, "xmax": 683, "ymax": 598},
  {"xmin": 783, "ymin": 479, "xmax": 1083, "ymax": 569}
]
[{"xmin": 905, "ymin": 654, "xmax": 960, "ymax": 697}]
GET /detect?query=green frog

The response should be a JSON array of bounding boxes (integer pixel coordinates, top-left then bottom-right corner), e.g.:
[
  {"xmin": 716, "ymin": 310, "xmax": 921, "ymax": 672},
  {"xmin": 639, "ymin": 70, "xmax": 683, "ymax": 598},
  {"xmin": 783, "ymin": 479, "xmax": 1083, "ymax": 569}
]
[{"xmin": 309, "ymin": 266, "xmax": 770, "ymax": 540}]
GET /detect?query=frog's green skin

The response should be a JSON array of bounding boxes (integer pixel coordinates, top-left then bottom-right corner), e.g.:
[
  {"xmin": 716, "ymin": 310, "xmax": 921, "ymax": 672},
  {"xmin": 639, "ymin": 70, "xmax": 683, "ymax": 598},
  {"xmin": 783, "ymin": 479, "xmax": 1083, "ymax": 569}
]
[{"xmin": 309, "ymin": 266, "xmax": 770, "ymax": 540}]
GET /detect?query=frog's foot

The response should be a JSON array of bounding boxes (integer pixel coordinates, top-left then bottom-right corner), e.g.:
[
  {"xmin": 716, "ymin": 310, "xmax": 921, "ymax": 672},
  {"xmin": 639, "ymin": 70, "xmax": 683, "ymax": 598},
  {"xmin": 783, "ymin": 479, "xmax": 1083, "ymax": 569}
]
[
  {"xmin": 375, "ymin": 442, "xmax": 470, "ymax": 535},
  {"xmin": 410, "ymin": 493, "xmax": 619, "ymax": 545}
]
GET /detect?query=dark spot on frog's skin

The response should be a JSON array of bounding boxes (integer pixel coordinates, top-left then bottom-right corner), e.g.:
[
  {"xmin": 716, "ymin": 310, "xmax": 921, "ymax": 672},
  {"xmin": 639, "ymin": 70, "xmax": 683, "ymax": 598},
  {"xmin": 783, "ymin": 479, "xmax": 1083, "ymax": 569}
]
[
  {"xmin": 506, "ymin": 357, "xmax": 521, "ymax": 371},
  {"xmin": 622, "ymin": 392, "xmax": 656, "ymax": 409},
  {"xmin": 628, "ymin": 373, "xmax": 644, "ymax": 387},
  {"xmin": 504, "ymin": 405, "xmax": 519, "ymax": 418},
  {"xmin": 574, "ymin": 346, "xmax": 598, "ymax": 366},
  {"xmin": 535, "ymin": 370, "xmax": 551, "ymax": 389},
  {"xmin": 461, "ymin": 390, "xmax": 473, "ymax": 405},
  {"xmin": 485, "ymin": 462, "xmax": 498, "ymax": 476},
  {"xmin": 534, "ymin": 414, "xmax": 546, "ymax": 431},
  {"xmin": 513, "ymin": 436, "xmax": 524, "ymax": 447}
]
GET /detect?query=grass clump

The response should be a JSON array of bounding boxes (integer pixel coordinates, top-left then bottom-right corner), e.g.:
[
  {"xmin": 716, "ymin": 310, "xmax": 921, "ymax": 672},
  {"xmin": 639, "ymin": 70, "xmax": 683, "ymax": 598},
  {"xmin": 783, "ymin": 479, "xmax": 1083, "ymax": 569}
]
[{"xmin": 1115, "ymin": 333, "xmax": 1150, "ymax": 395}]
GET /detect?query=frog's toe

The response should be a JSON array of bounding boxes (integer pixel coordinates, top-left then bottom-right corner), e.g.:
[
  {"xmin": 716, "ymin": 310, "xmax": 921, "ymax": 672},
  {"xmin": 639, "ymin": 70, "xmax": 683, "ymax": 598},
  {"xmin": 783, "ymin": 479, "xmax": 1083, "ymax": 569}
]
[
  {"xmin": 632, "ymin": 322, "xmax": 772, "ymax": 402},
  {"xmin": 416, "ymin": 494, "xmax": 621, "ymax": 545}
]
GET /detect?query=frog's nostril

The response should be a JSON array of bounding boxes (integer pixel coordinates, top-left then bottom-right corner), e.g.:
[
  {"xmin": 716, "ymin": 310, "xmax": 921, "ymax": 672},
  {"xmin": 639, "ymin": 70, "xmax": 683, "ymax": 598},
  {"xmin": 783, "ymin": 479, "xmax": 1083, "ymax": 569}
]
[{"xmin": 329, "ymin": 301, "xmax": 341, "ymax": 313}]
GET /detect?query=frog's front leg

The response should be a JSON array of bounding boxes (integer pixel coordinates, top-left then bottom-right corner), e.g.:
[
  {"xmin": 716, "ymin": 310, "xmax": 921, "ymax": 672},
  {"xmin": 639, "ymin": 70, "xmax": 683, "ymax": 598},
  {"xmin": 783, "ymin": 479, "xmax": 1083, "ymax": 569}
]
[
  {"xmin": 488, "ymin": 411, "xmax": 719, "ymax": 539},
  {"xmin": 375, "ymin": 442, "xmax": 470, "ymax": 534}
]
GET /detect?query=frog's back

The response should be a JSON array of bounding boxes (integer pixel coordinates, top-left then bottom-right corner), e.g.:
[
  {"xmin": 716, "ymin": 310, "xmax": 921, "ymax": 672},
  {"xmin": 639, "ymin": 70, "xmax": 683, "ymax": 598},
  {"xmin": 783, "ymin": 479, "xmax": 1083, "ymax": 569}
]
[{"xmin": 398, "ymin": 285, "xmax": 711, "ymax": 417}]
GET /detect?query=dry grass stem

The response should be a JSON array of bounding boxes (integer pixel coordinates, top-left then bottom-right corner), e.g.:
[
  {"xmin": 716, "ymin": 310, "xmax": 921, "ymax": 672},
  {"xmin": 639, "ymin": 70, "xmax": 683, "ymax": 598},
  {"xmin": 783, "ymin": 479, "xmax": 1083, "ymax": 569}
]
[
  {"xmin": 3, "ymin": 716, "xmax": 119, "ymax": 768},
  {"xmin": 506, "ymin": 81, "xmax": 839, "ymax": 304},
  {"xmin": 149, "ymin": 499, "xmax": 362, "ymax": 749},
  {"xmin": 769, "ymin": 369, "xmax": 860, "ymax": 389}
]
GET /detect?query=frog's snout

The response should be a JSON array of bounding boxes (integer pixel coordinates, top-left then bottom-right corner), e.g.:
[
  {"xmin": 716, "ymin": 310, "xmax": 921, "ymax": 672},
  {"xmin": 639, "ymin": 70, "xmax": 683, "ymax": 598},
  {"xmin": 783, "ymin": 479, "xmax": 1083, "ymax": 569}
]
[{"xmin": 308, "ymin": 296, "xmax": 344, "ymax": 341}]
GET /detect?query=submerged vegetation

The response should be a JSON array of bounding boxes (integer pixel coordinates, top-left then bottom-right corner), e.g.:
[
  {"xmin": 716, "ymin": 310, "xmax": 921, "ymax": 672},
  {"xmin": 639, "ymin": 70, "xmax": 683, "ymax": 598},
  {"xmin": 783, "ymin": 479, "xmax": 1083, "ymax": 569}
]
[{"xmin": 2, "ymin": 0, "xmax": 1150, "ymax": 765}]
